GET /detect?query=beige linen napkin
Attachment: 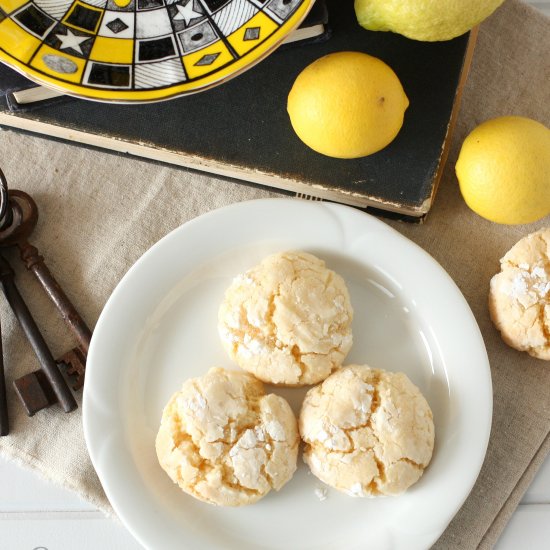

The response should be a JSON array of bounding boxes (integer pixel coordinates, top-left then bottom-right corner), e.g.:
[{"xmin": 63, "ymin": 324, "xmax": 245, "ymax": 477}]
[{"xmin": 0, "ymin": 0, "xmax": 548, "ymax": 547}]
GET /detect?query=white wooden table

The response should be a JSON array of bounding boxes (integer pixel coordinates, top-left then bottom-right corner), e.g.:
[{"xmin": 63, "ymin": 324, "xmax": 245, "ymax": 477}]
[
  {"xmin": 1, "ymin": 453, "xmax": 550, "ymax": 549},
  {"xmin": 0, "ymin": 2, "xmax": 548, "ymax": 548}
]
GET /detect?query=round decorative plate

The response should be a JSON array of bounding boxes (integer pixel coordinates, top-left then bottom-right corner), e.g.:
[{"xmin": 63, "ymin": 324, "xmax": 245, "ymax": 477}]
[
  {"xmin": 83, "ymin": 199, "xmax": 492, "ymax": 550},
  {"xmin": 0, "ymin": 0, "xmax": 314, "ymax": 102}
]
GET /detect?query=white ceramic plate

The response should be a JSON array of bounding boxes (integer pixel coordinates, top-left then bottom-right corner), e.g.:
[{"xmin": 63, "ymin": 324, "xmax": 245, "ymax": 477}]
[{"xmin": 83, "ymin": 198, "xmax": 492, "ymax": 550}]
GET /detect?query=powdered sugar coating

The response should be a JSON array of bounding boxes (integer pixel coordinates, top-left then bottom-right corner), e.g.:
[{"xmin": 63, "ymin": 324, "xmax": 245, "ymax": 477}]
[
  {"xmin": 489, "ymin": 229, "xmax": 550, "ymax": 360},
  {"xmin": 299, "ymin": 365, "xmax": 435, "ymax": 497},
  {"xmin": 155, "ymin": 368, "xmax": 299, "ymax": 506},
  {"xmin": 218, "ymin": 251, "xmax": 353, "ymax": 386}
]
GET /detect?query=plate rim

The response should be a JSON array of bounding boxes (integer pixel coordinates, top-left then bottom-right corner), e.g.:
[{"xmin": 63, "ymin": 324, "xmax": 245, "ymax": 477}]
[{"xmin": 83, "ymin": 198, "xmax": 493, "ymax": 549}]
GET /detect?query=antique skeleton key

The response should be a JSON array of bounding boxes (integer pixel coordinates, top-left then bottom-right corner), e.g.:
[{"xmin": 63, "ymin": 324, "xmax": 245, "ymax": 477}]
[
  {"xmin": 0, "ymin": 323, "xmax": 7, "ymax": 435},
  {"xmin": 0, "ymin": 171, "xmax": 11, "ymax": 434},
  {"xmin": 0, "ymin": 190, "xmax": 90, "ymax": 393},
  {"xmin": 0, "ymin": 253, "xmax": 77, "ymax": 414}
]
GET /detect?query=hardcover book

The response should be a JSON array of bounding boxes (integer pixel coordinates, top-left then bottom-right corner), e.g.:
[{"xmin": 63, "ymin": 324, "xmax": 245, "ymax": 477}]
[{"xmin": 0, "ymin": 0, "xmax": 475, "ymax": 220}]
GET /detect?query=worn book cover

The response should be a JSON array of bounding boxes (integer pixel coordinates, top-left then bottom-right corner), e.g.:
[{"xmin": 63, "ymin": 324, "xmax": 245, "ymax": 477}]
[{"xmin": 0, "ymin": 0, "xmax": 474, "ymax": 220}]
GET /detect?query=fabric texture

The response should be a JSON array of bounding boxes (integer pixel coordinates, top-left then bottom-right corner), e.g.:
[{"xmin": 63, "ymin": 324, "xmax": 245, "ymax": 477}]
[{"xmin": 0, "ymin": 0, "xmax": 548, "ymax": 547}]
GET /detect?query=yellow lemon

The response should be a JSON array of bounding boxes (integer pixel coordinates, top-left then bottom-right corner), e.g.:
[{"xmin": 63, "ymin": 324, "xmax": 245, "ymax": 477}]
[
  {"xmin": 455, "ymin": 116, "xmax": 550, "ymax": 225},
  {"xmin": 355, "ymin": 0, "xmax": 505, "ymax": 42},
  {"xmin": 287, "ymin": 51, "xmax": 409, "ymax": 159}
]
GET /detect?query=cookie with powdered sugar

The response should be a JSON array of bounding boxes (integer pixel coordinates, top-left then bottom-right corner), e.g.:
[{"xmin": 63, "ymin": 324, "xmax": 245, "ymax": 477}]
[
  {"xmin": 299, "ymin": 365, "xmax": 435, "ymax": 497},
  {"xmin": 489, "ymin": 229, "xmax": 550, "ymax": 360},
  {"xmin": 218, "ymin": 251, "xmax": 353, "ymax": 386},
  {"xmin": 155, "ymin": 368, "xmax": 299, "ymax": 506}
]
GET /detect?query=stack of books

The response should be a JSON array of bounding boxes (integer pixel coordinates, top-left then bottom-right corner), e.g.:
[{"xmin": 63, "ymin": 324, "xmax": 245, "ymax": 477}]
[{"xmin": 0, "ymin": 0, "xmax": 475, "ymax": 221}]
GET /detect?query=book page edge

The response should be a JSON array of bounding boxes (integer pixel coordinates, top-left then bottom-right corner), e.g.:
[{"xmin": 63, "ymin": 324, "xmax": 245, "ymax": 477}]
[{"xmin": 0, "ymin": 114, "xmax": 425, "ymax": 217}]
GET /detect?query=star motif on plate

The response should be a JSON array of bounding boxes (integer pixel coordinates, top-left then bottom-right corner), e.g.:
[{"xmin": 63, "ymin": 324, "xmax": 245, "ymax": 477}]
[
  {"xmin": 173, "ymin": 0, "xmax": 202, "ymax": 26},
  {"xmin": 56, "ymin": 29, "xmax": 89, "ymax": 55}
]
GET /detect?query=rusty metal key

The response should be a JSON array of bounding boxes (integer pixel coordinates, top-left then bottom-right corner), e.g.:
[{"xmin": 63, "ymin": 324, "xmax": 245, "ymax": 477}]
[
  {"xmin": 0, "ymin": 188, "xmax": 90, "ymax": 412},
  {"xmin": 0, "ymin": 323, "xmax": 7, "ymax": 434},
  {"xmin": 0, "ymin": 190, "xmax": 92, "ymax": 357},
  {"xmin": 0, "ymin": 174, "xmax": 10, "ymax": 434},
  {"xmin": 0, "ymin": 253, "xmax": 77, "ymax": 414}
]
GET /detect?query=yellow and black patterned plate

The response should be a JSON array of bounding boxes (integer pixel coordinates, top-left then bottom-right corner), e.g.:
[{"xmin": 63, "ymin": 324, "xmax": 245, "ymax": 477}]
[{"xmin": 0, "ymin": 0, "xmax": 314, "ymax": 101}]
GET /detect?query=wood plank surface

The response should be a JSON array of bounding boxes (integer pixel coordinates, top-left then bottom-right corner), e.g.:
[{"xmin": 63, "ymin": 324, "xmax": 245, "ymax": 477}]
[{"xmin": 2, "ymin": 454, "xmax": 550, "ymax": 549}]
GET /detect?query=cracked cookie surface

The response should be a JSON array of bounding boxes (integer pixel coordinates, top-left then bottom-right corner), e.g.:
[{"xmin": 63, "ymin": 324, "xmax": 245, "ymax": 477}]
[
  {"xmin": 489, "ymin": 229, "xmax": 550, "ymax": 360},
  {"xmin": 299, "ymin": 365, "xmax": 434, "ymax": 497},
  {"xmin": 218, "ymin": 251, "xmax": 353, "ymax": 386},
  {"xmin": 155, "ymin": 368, "xmax": 299, "ymax": 506}
]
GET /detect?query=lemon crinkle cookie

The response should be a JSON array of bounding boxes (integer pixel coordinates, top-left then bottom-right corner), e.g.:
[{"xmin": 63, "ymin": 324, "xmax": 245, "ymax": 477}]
[
  {"xmin": 155, "ymin": 368, "xmax": 299, "ymax": 506},
  {"xmin": 218, "ymin": 251, "xmax": 353, "ymax": 386},
  {"xmin": 300, "ymin": 365, "xmax": 435, "ymax": 497},
  {"xmin": 489, "ymin": 229, "xmax": 550, "ymax": 360}
]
